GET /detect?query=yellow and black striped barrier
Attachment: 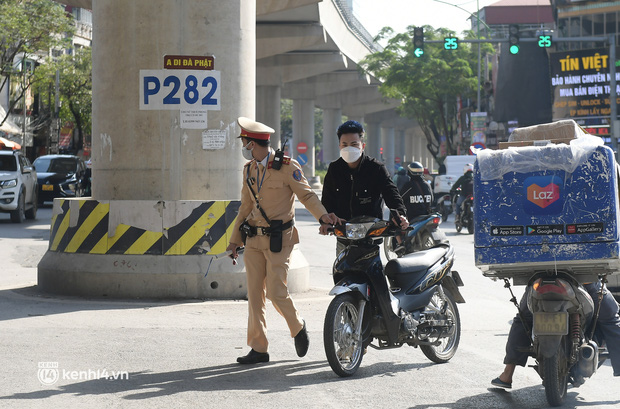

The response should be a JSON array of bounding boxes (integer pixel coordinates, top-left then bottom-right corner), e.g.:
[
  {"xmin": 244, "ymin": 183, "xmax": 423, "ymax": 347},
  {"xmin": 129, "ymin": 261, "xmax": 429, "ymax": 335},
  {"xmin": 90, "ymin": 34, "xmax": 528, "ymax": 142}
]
[{"xmin": 48, "ymin": 199, "xmax": 240, "ymax": 256}]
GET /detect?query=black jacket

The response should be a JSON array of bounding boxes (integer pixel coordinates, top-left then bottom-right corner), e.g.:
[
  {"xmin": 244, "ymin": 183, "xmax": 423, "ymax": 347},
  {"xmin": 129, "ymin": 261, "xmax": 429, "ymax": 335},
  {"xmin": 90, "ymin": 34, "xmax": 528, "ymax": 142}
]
[
  {"xmin": 321, "ymin": 153, "xmax": 406, "ymax": 220},
  {"xmin": 400, "ymin": 176, "xmax": 434, "ymax": 220},
  {"xmin": 451, "ymin": 171, "xmax": 474, "ymax": 197}
]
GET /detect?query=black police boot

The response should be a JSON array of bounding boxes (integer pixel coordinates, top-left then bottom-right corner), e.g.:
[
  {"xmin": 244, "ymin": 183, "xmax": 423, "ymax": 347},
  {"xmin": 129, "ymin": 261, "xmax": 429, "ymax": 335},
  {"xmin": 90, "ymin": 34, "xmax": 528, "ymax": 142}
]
[
  {"xmin": 237, "ymin": 349, "xmax": 269, "ymax": 364},
  {"xmin": 294, "ymin": 320, "xmax": 309, "ymax": 357}
]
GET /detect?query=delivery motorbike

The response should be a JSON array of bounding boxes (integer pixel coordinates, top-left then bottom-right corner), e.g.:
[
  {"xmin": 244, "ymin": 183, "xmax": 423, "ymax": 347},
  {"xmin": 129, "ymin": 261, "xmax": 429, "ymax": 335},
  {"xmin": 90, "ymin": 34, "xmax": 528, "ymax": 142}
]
[
  {"xmin": 383, "ymin": 212, "xmax": 447, "ymax": 260},
  {"xmin": 324, "ymin": 215, "xmax": 465, "ymax": 377},
  {"xmin": 505, "ymin": 272, "xmax": 609, "ymax": 407}
]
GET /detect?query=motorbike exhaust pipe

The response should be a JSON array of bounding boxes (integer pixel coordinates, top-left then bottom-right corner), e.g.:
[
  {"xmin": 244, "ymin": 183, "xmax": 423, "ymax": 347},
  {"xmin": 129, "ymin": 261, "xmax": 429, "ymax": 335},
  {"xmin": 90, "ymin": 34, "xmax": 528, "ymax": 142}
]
[{"xmin": 577, "ymin": 341, "xmax": 599, "ymax": 378}]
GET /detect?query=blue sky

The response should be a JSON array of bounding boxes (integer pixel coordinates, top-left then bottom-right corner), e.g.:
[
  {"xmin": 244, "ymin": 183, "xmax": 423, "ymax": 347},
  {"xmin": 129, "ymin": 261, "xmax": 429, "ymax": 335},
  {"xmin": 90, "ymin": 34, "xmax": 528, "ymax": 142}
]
[{"xmin": 354, "ymin": 0, "xmax": 498, "ymax": 37}]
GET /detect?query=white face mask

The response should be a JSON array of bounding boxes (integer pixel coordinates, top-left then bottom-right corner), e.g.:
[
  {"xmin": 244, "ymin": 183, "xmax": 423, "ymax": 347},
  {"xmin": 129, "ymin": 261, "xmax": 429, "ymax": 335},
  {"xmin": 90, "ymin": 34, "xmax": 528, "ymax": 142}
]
[
  {"xmin": 340, "ymin": 146, "xmax": 362, "ymax": 163},
  {"xmin": 241, "ymin": 141, "xmax": 254, "ymax": 160}
]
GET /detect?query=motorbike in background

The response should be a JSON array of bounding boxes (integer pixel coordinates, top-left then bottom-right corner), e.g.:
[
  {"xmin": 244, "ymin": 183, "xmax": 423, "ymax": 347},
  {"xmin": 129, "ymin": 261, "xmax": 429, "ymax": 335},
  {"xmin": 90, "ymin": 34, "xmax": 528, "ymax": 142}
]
[
  {"xmin": 324, "ymin": 216, "xmax": 465, "ymax": 377},
  {"xmin": 454, "ymin": 194, "xmax": 474, "ymax": 234},
  {"xmin": 384, "ymin": 212, "xmax": 447, "ymax": 260},
  {"xmin": 435, "ymin": 194, "xmax": 452, "ymax": 222},
  {"xmin": 509, "ymin": 273, "xmax": 609, "ymax": 406}
]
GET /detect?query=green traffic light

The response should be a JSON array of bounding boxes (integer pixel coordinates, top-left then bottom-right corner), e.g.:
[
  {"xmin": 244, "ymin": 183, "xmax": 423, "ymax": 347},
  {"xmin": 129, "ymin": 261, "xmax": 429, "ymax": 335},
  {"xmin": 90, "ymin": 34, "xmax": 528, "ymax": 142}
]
[
  {"xmin": 444, "ymin": 37, "xmax": 458, "ymax": 50},
  {"xmin": 414, "ymin": 47, "xmax": 424, "ymax": 57},
  {"xmin": 509, "ymin": 45, "xmax": 519, "ymax": 55}
]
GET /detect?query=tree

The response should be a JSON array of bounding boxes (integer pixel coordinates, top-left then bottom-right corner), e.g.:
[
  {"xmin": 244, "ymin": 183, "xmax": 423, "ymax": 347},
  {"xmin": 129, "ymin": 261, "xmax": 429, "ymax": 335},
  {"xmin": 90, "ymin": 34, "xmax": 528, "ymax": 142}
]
[
  {"xmin": 361, "ymin": 25, "xmax": 494, "ymax": 164},
  {"xmin": 35, "ymin": 47, "xmax": 92, "ymax": 153},
  {"xmin": 0, "ymin": 0, "xmax": 74, "ymax": 129}
]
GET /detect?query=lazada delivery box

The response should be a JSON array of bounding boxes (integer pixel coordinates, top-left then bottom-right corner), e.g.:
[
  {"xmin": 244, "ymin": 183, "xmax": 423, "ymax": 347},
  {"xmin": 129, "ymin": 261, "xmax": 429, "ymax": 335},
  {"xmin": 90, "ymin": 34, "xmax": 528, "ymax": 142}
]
[{"xmin": 474, "ymin": 127, "xmax": 620, "ymax": 285}]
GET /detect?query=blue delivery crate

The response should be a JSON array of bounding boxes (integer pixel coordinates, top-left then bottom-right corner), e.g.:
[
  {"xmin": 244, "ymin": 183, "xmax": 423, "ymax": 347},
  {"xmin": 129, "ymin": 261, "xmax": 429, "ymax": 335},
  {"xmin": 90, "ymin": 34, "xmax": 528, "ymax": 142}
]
[{"xmin": 474, "ymin": 143, "xmax": 620, "ymax": 284}]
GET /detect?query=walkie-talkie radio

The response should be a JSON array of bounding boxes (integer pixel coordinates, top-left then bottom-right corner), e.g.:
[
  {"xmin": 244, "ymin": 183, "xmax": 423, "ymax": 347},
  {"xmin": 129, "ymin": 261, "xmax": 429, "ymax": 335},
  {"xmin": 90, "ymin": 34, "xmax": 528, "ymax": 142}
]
[{"xmin": 271, "ymin": 138, "xmax": 289, "ymax": 171}]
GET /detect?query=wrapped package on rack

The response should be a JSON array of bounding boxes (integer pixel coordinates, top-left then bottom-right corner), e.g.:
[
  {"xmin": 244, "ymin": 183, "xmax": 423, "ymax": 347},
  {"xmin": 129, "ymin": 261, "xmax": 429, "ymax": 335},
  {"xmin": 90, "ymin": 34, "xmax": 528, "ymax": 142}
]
[{"xmin": 474, "ymin": 120, "xmax": 620, "ymax": 285}]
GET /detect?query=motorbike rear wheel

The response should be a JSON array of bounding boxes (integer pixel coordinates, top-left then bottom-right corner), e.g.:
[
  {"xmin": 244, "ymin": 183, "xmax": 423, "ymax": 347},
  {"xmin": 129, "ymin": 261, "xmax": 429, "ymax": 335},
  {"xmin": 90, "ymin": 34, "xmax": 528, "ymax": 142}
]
[
  {"xmin": 324, "ymin": 293, "xmax": 365, "ymax": 377},
  {"xmin": 420, "ymin": 286, "xmax": 461, "ymax": 363},
  {"xmin": 419, "ymin": 231, "xmax": 435, "ymax": 250},
  {"xmin": 542, "ymin": 338, "xmax": 569, "ymax": 407},
  {"xmin": 467, "ymin": 219, "xmax": 474, "ymax": 234}
]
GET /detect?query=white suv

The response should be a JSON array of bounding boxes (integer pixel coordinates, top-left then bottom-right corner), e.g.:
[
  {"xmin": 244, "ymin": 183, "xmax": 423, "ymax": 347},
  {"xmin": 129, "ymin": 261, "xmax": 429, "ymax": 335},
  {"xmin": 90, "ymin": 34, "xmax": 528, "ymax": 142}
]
[{"xmin": 0, "ymin": 150, "xmax": 38, "ymax": 223}]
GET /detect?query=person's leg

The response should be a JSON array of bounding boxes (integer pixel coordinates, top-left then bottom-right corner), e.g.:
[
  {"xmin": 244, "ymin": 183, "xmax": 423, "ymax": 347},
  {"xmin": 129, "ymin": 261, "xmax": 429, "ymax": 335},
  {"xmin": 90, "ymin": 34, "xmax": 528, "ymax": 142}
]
[
  {"xmin": 493, "ymin": 290, "xmax": 532, "ymax": 387},
  {"xmin": 264, "ymin": 245, "xmax": 303, "ymax": 337},
  {"xmin": 585, "ymin": 282, "xmax": 620, "ymax": 376},
  {"xmin": 244, "ymin": 247, "xmax": 269, "ymax": 353}
]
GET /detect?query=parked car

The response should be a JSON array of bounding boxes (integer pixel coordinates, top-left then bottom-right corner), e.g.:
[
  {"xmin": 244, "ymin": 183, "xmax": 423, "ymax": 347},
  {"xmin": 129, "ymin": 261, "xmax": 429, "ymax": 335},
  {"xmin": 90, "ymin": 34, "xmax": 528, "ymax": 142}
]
[
  {"xmin": 0, "ymin": 150, "xmax": 38, "ymax": 223},
  {"xmin": 33, "ymin": 154, "xmax": 87, "ymax": 204}
]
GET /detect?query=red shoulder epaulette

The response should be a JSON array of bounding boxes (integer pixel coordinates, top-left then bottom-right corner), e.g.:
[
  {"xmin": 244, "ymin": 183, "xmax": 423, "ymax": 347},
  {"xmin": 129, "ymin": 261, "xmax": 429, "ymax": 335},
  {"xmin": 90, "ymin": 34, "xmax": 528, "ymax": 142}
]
[{"xmin": 268, "ymin": 156, "xmax": 291, "ymax": 169}]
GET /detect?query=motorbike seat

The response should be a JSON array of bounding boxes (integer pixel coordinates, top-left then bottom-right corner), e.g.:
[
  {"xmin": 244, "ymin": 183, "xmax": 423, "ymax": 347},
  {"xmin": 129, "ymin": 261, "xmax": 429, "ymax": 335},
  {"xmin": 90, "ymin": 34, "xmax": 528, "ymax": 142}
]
[{"xmin": 384, "ymin": 246, "xmax": 448, "ymax": 280}]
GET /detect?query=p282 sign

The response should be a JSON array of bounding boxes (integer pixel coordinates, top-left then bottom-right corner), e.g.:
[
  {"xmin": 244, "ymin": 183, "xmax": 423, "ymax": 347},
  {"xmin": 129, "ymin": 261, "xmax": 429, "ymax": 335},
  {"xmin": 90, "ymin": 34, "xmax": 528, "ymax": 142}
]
[{"xmin": 139, "ymin": 70, "xmax": 221, "ymax": 110}]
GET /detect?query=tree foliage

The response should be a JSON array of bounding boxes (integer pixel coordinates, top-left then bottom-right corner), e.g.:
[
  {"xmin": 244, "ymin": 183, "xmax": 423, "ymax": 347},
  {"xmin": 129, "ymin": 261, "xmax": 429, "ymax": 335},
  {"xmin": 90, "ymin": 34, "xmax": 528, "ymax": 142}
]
[
  {"xmin": 361, "ymin": 25, "xmax": 494, "ymax": 163},
  {"xmin": 0, "ymin": 0, "xmax": 74, "ymax": 127},
  {"xmin": 35, "ymin": 47, "xmax": 92, "ymax": 153}
]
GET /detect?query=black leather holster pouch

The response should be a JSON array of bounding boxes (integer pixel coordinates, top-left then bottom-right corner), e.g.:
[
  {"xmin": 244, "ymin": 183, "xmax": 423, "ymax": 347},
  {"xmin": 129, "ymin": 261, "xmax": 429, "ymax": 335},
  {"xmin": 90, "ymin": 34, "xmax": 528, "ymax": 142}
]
[
  {"xmin": 239, "ymin": 221, "xmax": 254, "ymax": 244},
  {"xmin": 269, "ymin": 220, "xmax": 283, "ymax": 253}
]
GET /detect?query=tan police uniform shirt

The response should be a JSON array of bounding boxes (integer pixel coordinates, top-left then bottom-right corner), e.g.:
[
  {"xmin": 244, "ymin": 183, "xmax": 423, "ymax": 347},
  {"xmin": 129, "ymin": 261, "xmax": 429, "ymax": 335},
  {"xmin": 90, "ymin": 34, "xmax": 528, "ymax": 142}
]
[{"xmin": 230, "ymin": 149, "xmax": 327, "ymax": 250}]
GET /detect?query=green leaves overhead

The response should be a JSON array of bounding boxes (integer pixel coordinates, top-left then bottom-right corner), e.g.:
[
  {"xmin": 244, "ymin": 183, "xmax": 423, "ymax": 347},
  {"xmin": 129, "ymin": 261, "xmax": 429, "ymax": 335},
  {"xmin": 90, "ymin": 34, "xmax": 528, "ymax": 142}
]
[{"xmin": 362, "ymin": 25, "xmax": 494, "ymax": 160}]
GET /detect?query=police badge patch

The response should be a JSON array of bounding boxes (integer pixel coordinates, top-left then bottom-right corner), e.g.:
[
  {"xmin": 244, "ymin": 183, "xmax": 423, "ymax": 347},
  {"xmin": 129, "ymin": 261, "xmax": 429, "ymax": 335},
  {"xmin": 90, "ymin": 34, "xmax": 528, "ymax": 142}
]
[{"xmin": 293, "ymin": 169, "xmax": 302, "ymax": 181}]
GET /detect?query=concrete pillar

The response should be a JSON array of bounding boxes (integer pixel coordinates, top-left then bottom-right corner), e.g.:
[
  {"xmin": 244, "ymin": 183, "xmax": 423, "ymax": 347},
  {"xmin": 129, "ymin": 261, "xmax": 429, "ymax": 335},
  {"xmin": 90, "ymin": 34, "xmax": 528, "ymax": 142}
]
[
  {"xmin": 92, "ymin": 0, "xmax": 253, "ymax": 201},
  {"xmin": 292, "ymin": 98, "xmax": 317, "ymax": 181},
  {"xmin": 38, "ymin": 0, "xmax": 312, "ymax": 299},
  {"xmin": 322, "ymin": 107, "xmax": 341, "ymax": 165},
  {"xmin": 366, "ymin": 121, "xmax": 381, "ymax": 160},
  {"xmin": 382, "ymin": 126, "xmax": 395, "ymax": 176},
  {"xmin": 257, "ymin": 85, "xmax": 282, "ymax": 149},
  {"xmin": 396, "ymin": 129, "xmax": 405, "ymax": 166},
  {"xmin": 405, "ymin": 130, "xmax": 413, "ymax": 164}
]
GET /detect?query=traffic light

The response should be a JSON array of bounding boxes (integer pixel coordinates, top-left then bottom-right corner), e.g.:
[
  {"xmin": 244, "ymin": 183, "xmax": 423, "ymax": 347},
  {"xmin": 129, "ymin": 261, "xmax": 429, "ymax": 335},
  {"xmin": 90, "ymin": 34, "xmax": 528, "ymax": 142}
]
[
  {"xmin": 444, "ymin": 37, "xmax": 459, "ymax": 50},
  {"xmin": 413, "ymin": 27, "xmax": 424, "ymax": 57},
  {"xmin": 508, "ymin": 24, "xmax": 520, "ymax": 55},
  {"xmin": 538, "ymin": 33, "xmax": 552, "ymax": 48}
]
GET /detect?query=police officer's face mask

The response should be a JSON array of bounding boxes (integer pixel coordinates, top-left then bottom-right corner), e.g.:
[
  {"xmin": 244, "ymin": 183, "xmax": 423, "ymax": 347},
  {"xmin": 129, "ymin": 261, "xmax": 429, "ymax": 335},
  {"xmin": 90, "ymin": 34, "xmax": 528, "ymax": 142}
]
[
  {"xmin": 340, "ymin": 146, "xmax": 362, "ymax": 163},
  {"xmin": 241, "ymin": 141, "xmax": 254, "ymax": 160}
]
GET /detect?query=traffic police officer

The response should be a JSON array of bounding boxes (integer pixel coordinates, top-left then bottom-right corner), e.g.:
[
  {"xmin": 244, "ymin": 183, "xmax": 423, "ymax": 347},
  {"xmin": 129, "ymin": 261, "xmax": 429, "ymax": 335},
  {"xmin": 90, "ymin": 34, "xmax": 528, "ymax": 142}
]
[{"xmin": 227, "ymin": 117, "xmax": 341, "ymax": 365}]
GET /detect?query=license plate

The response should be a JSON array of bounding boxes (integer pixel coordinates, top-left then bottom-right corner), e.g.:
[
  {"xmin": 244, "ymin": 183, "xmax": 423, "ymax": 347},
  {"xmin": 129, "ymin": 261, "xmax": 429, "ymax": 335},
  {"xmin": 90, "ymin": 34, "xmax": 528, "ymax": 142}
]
[
  {"xmin": 444, "ymin": 200, "xmax": 451, "ymax": 205},
  {"xmin": 42, "ymin": 185, "xmax": 53, "ymax": 191},
  {"xmin": 533, "ymin": 312, "xmax": 568, "ymax": 335}
]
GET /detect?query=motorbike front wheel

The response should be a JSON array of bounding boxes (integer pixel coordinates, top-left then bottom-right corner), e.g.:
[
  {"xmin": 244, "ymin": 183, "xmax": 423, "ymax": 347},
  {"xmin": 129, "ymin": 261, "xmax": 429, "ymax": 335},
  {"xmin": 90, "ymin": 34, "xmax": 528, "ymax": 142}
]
[
  {"xmin": 542, "ymin": 337, "xmax": 569, "ymax": 407},
  {"xmin": 420, "ymin": 286, "xmax": 461, "ymax": 363},
  {"xmin": 324, "ymin": 293, "xmax": 365, "ymax": 377},
  {"xmin": 455, "ymin": 215, "xmax": 462, "ymax": 233}
]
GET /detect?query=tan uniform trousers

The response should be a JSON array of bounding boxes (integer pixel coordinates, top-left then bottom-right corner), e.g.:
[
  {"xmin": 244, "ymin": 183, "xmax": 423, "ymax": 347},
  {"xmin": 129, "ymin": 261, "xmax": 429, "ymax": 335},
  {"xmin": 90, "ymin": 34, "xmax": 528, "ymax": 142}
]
[{"xmin": 244, "ymin": 244, "xmax": 303, "ymax": 353}]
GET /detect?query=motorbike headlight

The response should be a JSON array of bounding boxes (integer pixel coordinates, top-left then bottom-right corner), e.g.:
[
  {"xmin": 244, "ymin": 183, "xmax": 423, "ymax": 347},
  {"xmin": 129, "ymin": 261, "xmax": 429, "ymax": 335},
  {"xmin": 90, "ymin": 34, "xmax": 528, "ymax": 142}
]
[
  {"xmin": 345, "ymin": 222, "xmax": 375, "ymax": 239},
  {"xmin": 0, "ymin": 179, "xmax": 17, "ymax": 189}
]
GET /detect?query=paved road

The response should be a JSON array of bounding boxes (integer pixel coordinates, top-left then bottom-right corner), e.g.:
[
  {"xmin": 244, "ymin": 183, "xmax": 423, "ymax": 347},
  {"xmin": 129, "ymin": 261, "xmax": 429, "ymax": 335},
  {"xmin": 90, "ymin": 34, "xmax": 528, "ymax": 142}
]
[{"xmin": 0, "ymin": 203, "xmax": 618, "ymax": 409}]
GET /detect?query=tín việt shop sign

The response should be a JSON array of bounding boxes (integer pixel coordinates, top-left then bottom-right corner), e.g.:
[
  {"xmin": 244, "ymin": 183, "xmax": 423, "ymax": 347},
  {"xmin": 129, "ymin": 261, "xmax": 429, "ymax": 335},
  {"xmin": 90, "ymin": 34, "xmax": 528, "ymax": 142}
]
[{"xmin": 550, "ymin": 48, "xmax": 620, "ymax": 121}]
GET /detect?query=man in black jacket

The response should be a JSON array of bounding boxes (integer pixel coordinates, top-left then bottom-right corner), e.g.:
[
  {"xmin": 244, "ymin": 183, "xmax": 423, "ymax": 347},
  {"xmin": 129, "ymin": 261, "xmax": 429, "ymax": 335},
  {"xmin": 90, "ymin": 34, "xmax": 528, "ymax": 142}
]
[{"xmin": 321, "ymin": 120, "xmax": 408, "ymax": 252}]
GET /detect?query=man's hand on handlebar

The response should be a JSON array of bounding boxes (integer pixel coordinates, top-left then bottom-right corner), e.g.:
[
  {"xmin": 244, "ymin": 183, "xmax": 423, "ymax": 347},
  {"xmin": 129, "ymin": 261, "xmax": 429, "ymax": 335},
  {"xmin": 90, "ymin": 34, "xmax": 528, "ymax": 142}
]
[
  {"xmin": 390, "ymin": 210, "xmax": 409, "ymax": 230},
  {"xmin": 319, "ymin": 212, "xmax": 343, "ymax": 235}
]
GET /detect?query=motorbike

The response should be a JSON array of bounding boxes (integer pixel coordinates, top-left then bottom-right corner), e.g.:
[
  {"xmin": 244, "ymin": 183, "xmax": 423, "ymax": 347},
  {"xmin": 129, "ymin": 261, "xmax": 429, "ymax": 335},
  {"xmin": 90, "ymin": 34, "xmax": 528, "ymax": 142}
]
[
  {"xmin": 436, "ymin": 194, "xmax": 452, "ymax": 222},
  {"xmin": 506, "ymin": 272, "xmax": 609, "ymax": 407},
  {"xmin": 454, "ymin": 194, "xmax": 474, "ymax": 234},
  {"xmin": 324, "ymin": 215, "xmax": 465, "ymax": 377},
  {"xmin": 383, "ymin": 212, "xmax": 447, "ymax": 260}
]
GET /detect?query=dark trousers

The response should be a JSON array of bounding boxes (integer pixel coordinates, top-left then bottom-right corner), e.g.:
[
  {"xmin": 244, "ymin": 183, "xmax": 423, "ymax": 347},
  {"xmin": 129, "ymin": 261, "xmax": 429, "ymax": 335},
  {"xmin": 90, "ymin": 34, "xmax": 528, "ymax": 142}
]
[{"xmin": 504, "ymin": 282, "xmax": 620, "ymax": 375}]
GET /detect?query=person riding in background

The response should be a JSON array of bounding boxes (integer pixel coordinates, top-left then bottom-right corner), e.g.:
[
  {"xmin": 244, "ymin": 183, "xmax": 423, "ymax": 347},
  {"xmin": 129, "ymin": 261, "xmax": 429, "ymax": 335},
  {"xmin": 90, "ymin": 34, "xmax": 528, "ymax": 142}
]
[
  {"xmin": 400, "ymin": 161, "xmax": 433, "ymax": 221},
  {"xmin": 450, "ymin": 163, "xmax": 474, "ymax": 221},
  {"xmin": 393, "ymin": 166, "xmax": 408, "ymax": 192}
]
